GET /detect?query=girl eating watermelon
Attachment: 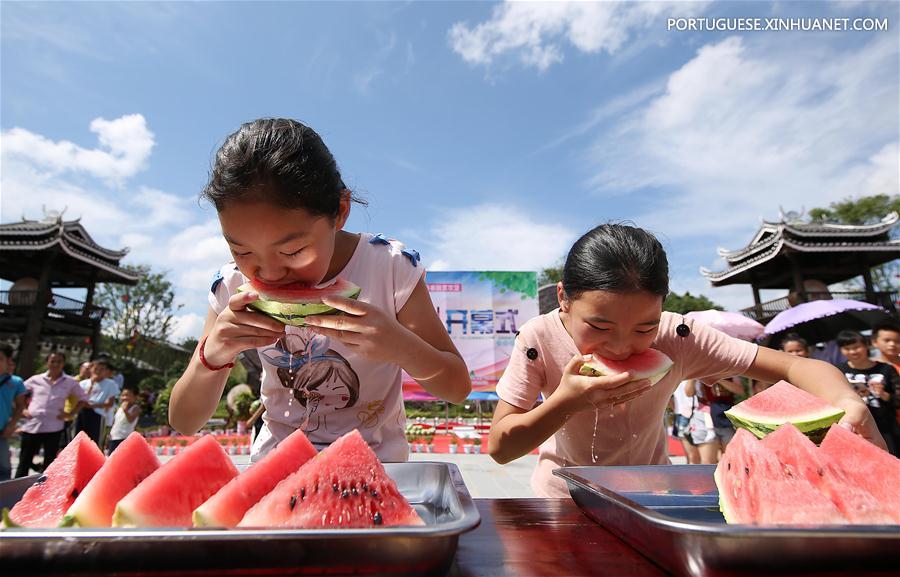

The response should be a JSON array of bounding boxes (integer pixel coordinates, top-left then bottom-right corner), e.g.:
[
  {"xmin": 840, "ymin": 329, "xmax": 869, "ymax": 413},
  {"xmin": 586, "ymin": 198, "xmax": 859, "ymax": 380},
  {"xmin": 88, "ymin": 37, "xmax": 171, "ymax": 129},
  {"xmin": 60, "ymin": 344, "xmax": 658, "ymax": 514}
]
[
  {"xmin": 169, "ymin": 118, "xmax": 471, "ymax": 462},
  {"xmin": 488, "ymin": 223, "xmax": 882, "ymax": 498}
]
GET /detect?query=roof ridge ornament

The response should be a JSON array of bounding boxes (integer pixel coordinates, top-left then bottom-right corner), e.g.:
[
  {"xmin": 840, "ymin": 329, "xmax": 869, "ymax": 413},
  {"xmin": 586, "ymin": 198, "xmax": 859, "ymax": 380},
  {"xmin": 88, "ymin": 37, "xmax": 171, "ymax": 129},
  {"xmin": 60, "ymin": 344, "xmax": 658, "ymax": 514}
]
[
  {"xmin": 778, "ymin": 205, "xmax": 805, "ymax": 224},
  {"xmin": 40, "ymin": 205, "xmax": 67, "ymax": 225}
]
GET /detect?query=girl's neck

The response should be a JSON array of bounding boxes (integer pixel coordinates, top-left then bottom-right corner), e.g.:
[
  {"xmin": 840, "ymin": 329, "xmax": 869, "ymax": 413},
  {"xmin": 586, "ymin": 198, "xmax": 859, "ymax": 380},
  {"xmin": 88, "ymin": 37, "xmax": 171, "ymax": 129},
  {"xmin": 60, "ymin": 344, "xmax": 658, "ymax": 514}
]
[
  {"xmin": 848, "ymin": 358, "xmax": 876, "ymax": 370},
  {"xmin": 323, "ymin": 230, "xmax": 359, "ymax": 282}
]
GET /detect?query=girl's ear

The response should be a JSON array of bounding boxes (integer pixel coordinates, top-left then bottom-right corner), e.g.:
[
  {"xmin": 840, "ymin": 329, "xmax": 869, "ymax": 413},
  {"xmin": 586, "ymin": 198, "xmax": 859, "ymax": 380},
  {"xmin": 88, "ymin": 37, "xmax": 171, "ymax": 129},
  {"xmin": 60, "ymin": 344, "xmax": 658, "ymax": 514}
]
[
  {"xmin": 335, "ymin": 191, "xmax": 351, "ymax": 229},
  {"xmin": 556, "ymin": 282, "xmax": 569, "ymax": 312}
]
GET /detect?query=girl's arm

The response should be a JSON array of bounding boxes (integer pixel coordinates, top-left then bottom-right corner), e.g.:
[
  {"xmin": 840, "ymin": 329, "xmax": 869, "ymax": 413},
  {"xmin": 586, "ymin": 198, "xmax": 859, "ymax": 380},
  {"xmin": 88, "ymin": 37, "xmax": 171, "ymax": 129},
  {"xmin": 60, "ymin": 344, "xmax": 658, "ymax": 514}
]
[
  {"xmin": 744, "ymin": 347, "xmax": 885, "ymax": 449},
  {"xmin": 717, "ymin": 376, "xmax": 745, "ymax": 396},
  {"xmin": 169, "ymin": 291, "xmax": 284, "ymax": 435},
  {"xmin": 684, "ymin": 380, "xmax": 697, "ymax": 397},
  {"xmin": 394, "ymin": 279, "xmax": 471, "ymax": 404},
  {"xmin": 489, "ymin": 355, "xmax": 650, "ymax": 464},
  {"xmin": 125, "ymin": 404, "xmax": 141, "ymax": 423}
]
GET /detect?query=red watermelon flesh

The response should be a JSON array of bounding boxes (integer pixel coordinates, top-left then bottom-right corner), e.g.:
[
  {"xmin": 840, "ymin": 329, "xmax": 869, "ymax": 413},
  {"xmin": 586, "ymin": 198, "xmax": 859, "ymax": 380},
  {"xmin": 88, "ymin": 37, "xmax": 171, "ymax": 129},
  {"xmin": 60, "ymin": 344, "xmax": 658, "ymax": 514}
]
[
  {"xmin": 112, "ymin": 435, "xmax": 238, "ymax": 527},
  {"xmin": 239, "ymin": 430, "xmax": 423, "ymax": 528},
  {"xmin": 819, "ymin": 424, "xmax": 900, "ymax": 523},
  {"xmin": 193, "ymin": 428, "xmax": 317, "ymax": 527},
  {"xmin": 63, "ymin": 432, "xmax": 161, "ymax": 527},
  {"xmin": 715, "ymin": 429, "xmax": 847, "ymax": 525},
  {"xmin": 6, "ymin": 432, "xmax": 105, "ymax": 528},
  {"xmin": 579, "ymin": 348, "xmax": 673, "ymax": 385},
  {"xmin": 763, "ymin": 424, "xmax": 892, "ymax": 524}
]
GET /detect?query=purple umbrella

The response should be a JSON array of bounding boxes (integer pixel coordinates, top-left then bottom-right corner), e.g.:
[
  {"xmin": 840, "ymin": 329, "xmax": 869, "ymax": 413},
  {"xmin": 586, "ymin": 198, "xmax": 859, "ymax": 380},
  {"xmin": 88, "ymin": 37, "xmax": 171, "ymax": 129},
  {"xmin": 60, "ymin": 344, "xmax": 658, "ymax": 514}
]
[
  {"xmin": 764, "ymin": 299, "xmax": 894, "ymax": 346},
  {"xmin": 685, "ymin": 309, "xmax": 765, "ymax": 341}
]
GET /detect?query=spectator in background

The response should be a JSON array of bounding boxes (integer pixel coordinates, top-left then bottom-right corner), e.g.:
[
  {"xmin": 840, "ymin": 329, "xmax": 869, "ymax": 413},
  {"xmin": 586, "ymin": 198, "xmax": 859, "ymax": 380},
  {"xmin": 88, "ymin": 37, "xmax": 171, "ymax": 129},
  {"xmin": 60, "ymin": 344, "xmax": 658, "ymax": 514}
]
[
  {"xmin": 781, "ymin": 333, "xmax": 811, "ymax": 358},
  {"xmin": 0, "ymin": 344, "xmax": 27, "ymax": 481},
  {"xmin": 107, "ymin": 387, "xmax": 141, "ymax": 454},
  {"xmin": 100, "ymin": 361, "xmax": 121, "ymax": 448},
  {"xmin": 63, "ymin": 361, "xmax": 93, "ymax": 444},
  {"xmin": 75, "ymin": 360, "xmax": 118, "ymax": 446},
  {"xmin": 17, "ymin": 352, "xmax": 88, "ymax": 477},
  {"xmin": 685, "ymin": 377, "xmax": 743, "ymax": 464},
  {"xmin": 837, "ymin": 330, "xmax": 898, "ymax": 456},
  {"xmin": 670, "ymin": 381, "xmax": 700, "ymax": 464},
  {"xmin": 872, "ymin": 322, "xmax": 900, "ymax": 374}
]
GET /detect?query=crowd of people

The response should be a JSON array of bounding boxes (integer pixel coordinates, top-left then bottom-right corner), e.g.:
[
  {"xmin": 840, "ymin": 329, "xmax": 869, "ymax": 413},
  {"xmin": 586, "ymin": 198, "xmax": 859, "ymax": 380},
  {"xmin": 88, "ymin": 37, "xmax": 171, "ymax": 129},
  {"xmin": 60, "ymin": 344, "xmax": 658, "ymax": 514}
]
[
  {"xmin": 670, "ymin": 322, "xmax": 900, "ymax": 464},
  {"xmin": 0, "ymin": 346, "xmax": 142, "ymax": 481}
]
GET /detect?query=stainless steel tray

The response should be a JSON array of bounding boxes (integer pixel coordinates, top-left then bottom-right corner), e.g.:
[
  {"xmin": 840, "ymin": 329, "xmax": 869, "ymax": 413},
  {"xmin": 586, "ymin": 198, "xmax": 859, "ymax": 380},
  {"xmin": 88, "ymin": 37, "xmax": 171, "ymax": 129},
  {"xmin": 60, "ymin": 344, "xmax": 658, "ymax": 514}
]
[
  {"xmin": 555, "ymin": 465, "xmax": 900, "ymax": 577},
  {"xmin": 1, "ymin": 461, "xmax": 480, "ymax": 576}
]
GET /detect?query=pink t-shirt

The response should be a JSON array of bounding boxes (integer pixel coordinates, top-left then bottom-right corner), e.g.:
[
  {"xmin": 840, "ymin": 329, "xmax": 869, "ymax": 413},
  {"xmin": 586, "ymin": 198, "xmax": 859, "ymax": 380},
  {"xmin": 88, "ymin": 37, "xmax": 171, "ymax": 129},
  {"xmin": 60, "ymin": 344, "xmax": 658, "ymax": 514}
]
[
  {"xmin": 209, "ymin": 232, "xmax": 424, "ymax": 462},
  {"xmin": 496, "ymin": 310, "xmax": 758, "ymax": 497}
]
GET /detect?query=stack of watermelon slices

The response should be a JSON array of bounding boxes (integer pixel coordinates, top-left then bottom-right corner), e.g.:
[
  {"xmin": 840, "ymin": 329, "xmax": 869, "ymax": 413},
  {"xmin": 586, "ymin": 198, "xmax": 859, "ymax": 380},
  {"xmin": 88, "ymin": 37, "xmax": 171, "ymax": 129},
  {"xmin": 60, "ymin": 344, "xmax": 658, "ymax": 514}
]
[
  {"xmin": 3, "ymin": 428, "xmax": 423, "ymax": 529},
  {"xmin": 715, "ymin": 424, "xmax": 900, "ymax": 525}
]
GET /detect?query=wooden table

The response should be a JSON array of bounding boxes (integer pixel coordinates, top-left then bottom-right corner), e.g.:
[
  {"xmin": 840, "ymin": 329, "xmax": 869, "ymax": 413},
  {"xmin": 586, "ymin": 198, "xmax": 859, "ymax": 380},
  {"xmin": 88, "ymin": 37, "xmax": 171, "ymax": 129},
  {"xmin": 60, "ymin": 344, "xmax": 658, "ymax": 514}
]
[{"xmin": 449, "ymin": 498, "xmax": 666, "ymax": 577}]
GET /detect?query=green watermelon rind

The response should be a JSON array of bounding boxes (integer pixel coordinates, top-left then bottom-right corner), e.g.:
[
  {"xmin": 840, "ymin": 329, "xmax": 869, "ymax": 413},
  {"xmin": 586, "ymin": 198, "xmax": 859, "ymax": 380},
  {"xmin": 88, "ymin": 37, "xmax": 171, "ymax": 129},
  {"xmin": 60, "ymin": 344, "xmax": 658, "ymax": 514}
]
[
  {"xmin": 725, "ymin": 408, "xmax": 843, "ymax": 443},
  {"xmin": 237, "ymin": 283, "xmax": 361, "ymax": 326},
  {"xmin": 1, "ymin": 508, "xmax": 21, "ymax": 530}
]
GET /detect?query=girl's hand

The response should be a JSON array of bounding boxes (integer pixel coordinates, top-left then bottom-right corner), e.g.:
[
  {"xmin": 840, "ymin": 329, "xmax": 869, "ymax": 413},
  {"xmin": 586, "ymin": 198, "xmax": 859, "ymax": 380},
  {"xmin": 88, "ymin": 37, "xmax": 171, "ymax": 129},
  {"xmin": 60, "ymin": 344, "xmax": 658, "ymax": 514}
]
[
  {"xmin": 833, "ymin": 395, "xmax": 888, "ymax": 450},
  {"xmin": 555, "ymin": 355, "xmax": 653, "ymax": 414},
  {"xmin": 204, "ymin": 291, "xmax": 285, "ymax": 367},
  {"xmin": 303, "ymin": 295, "xmax": 408, "ymax": 363}
]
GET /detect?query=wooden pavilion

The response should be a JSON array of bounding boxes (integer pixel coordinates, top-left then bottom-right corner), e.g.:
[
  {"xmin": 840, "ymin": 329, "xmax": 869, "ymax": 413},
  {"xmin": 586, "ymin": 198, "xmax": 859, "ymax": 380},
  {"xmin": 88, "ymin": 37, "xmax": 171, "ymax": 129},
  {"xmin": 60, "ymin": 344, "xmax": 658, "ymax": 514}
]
[
  {"xmin": 0, "ymin": 213, "xmax": 139, "ymax": 375},
  {"xmin": 701, "ymin": 212, "xmax": 900, "ymax": 323}
]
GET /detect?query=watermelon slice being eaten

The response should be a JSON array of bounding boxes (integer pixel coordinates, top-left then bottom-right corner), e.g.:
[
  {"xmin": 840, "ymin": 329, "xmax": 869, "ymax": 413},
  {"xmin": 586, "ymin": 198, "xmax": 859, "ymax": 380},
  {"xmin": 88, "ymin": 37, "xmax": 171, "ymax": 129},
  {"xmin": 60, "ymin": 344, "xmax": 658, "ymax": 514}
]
[
  {"xmin": 238, "ymin": 429, "xmax": 423, "ymax": 528},
  {"xmin": 238, "ymin": 278, "xmax": 361, "ymax": 326},
  {"xmin": 4, "ymin": 431, "xmax": 105, "ymax": 528},
  {"xmin": 725, "ymin": 381, "xmax": 844, "ymax": 443},
  {"xmin": 579, "ymin": 348, "xmax": 673, "ymax": 385}
]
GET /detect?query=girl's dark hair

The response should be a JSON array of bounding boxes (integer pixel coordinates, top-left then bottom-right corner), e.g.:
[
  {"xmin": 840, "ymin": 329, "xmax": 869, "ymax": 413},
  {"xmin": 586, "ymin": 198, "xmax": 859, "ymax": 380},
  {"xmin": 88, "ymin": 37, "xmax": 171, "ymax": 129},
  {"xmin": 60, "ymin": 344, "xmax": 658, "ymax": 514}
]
[
  {"xmin": 781, "ymin": 333, "xmax": 808, "ymax": 348},
  {"xmin": 836, "ymin": 330, "xmax": 867, "ymax": 348},
  {"xmin": 202, "ymin": 118, "xmax": 365, "ymax": 216},
  {"xmin": 562, "ymin": 223, "xmax": 669, "ymax": 300}
]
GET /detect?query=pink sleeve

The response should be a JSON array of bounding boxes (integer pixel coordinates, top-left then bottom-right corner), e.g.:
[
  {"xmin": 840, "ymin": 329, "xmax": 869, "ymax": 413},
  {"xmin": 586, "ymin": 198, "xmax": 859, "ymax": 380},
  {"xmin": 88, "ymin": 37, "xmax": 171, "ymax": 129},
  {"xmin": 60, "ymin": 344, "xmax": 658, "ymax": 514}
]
[
  {"xmin": 207, "ymin": 263, "xmax": 246, "ymax": 316},
  {"xmin": 678, "ymin": 317, "xmax": 759, "ymax": 384},
  {"xmin": 496, "ymin": 325, "xmax": 545, "ymax": 411},
  {"xmin": 71, "ymin": 379, "xmax": 89, "ymax": 401}
]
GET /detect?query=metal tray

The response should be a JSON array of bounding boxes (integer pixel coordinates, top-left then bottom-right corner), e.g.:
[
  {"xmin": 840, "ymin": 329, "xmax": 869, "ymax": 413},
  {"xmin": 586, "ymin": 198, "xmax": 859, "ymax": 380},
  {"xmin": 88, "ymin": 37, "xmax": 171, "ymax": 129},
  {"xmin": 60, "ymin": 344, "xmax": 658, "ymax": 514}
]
[
  {"xmin": 1, "ymin": 461, "xmax": 480, "ymax": 577},
  {"xmin": 554, "ymin": 465, "xmax": 900, "ymax": 577}
]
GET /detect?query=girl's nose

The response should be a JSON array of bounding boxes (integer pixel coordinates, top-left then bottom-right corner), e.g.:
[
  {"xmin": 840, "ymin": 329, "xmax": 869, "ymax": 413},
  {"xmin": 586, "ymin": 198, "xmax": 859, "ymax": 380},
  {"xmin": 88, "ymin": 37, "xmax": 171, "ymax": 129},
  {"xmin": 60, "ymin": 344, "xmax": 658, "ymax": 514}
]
[{"xmin": 254, "ymin": 264, "xmax": 288, "ymax": 284}]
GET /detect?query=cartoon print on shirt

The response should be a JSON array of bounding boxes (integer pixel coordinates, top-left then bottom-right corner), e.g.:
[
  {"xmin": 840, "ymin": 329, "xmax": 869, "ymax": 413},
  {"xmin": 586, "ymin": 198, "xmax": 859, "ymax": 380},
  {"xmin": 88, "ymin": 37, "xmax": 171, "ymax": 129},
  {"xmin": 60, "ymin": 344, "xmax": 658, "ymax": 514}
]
[
  {"xmin": 262, "ymin": 327, "xmax": 361, "ymax": 433},
  {"xmin": 357, "ymin": 400, "xmax": 385, "ymax": 429}
]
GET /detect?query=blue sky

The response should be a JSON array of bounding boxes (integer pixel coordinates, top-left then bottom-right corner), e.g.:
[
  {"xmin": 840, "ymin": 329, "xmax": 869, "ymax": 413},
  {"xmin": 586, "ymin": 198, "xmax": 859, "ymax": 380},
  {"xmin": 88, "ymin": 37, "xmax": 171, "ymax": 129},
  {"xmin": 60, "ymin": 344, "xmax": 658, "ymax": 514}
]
[{"xmin": 2, "ymin": 1, "xmax": 898, "ymax": 341}]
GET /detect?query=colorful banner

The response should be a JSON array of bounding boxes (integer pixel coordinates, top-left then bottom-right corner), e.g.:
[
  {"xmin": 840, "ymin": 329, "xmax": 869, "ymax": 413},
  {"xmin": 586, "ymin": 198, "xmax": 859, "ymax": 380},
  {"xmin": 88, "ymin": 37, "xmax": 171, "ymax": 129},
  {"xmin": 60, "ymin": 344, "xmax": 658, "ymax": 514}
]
[{"xmin": 402, "ymin": 271, "xmax": 539, "ymax": 401}]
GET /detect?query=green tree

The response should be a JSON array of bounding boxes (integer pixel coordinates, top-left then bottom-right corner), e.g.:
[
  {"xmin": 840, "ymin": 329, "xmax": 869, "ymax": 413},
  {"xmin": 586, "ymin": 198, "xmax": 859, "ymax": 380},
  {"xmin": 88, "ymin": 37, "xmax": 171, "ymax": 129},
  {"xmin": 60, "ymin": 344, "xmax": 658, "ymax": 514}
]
[
  {"xmin": 808, "ymin": 194, "xmax": 900, "ymax": 225},
  {"xmin": 808, "ymin": 194, "xmax": 900, "ymax": 291},
  {"xmin": 95, "ymin": 264, "xmax": 183, "ymax": 361},
  {"xmin": 538, "ymin": 260, "xmax": 564, "ymax": 286},
  {"xmin": 663, "ymin": 292, "xmax": 723, "ymax": 314}
]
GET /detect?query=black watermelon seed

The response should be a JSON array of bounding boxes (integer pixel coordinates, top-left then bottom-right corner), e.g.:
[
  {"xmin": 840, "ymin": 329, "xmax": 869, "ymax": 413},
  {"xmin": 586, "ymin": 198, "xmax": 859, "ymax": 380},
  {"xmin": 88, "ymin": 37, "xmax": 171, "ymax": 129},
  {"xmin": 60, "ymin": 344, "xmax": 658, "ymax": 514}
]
[
  {"xmin": 726, "ymin": 463, "xmax": 731, "ymax": 471},
  {"xmin": 341, "ymin": 489, "xmax": 350, "ymax": 499},
  {"xmin": 333, "ymin": 483, "xmax": 339, "ymax": 492},
  {"xmin": 300, "ymin": 488, "xmax": 306, "ymax": 500},
  {"xmin": 370, "ymin": 490, "xmax": 378, "ymax": 499},
  {"xmin": 35, "ymin": 475, "xmax": 48, "ymax": 484},
  {"xmin": 373, "ymin": 512, "xmax": 382, "ymax": 525},
  {"xmin": 351, "ymin": 487, "xmax": 358, "ymax": 496},
  {"xmin": 289, "ymin": 495, "xmax": 297, "ymax": 511},
  {"xmin": 744, "ymin": 467, "xmax": 750, "ymax": 476},
  {"xmin": 817, "ymin": 468, "xmax": 824, "ymax": 477},
  {"xmin": 361, "ymin": 482, "xmax": 368, "ymax": 491},
  {"xmin": 71, "ymin": 489, "xmax": 79, "ymax": 499}
]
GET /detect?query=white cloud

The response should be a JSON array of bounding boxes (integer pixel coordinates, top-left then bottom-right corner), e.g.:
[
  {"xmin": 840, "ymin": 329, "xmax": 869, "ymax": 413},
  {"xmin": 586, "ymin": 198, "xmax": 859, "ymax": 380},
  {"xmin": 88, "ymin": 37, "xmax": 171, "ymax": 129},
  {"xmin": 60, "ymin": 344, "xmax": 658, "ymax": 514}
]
[
  {"xmin": 585, "ymin": 35, "xmax": 899, "ymax": 239},
  {"xmin": 1, "ymin": 114, "xmax": 154, "ymax": 185},
  {"xmin": 165, "ymin": 220, "xmax": 230, "ymax": 265},
  {"xmin": 449, "ymin": 1, "xmax": 708, "ymax": 71},
  {"xmin": 424, "ymin": 203, "xmax": 577, "ymax": 271},
  {"xmin": 170, "ymin": 312, "xmax": 206, "ymax": 342}
]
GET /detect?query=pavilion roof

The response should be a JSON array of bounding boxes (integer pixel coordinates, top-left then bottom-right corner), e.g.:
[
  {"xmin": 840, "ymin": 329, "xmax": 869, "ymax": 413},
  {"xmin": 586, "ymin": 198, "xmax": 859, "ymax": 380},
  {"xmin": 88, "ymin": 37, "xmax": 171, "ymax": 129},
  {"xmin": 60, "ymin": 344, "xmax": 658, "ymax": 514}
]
[
  {"xmin": 701, "ymin": 212, "xmax": 900, "ymax": 288},
  {"xmin": 0, "ymin": 216, "xmax": 139, "ymax": 286}
]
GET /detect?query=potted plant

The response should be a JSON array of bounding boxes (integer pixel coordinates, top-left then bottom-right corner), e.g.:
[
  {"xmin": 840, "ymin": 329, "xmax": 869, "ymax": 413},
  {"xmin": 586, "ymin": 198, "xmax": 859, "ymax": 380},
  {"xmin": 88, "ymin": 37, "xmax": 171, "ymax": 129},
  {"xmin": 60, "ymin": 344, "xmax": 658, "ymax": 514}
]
[
  {"xmin": 449, "ymin": 435, "xmax": 459, "ymax": 454},
  {"xmin": 424, "ymin": 432, "xmax": 434, "ymax": 453},
  {"xmin": 473, "ymin": 437, "xmax": 482, "ymax": 454}
]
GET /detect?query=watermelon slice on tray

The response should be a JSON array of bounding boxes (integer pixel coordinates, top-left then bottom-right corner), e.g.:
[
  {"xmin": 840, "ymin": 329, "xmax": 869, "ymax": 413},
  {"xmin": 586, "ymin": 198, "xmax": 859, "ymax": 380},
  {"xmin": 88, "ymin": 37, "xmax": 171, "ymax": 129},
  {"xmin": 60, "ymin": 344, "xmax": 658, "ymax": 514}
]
[
  {"xmin": 579, "ymin": 349, "xmax": 673, "ymax": 385},
  {"xmin": 193, "ymin": 428, "xmax": 318, "ymax": 527},
  {"xmin": 112, "ymin": 435, "xmax": 238, "ymax": 527},
  {"xmin": 725, "ymin": 381, "xmax": 844, "ymax": 443},
  {"xmin": 763, "ymin": 424, "xmax": 893, "ymax": 524},
  {"xmin": 714, "ymin": 428, "xmax": 847, "ymax": 525},
  {"xmin": 239, "ymin": 429, "xmax": 423, "ymax": 529},
  {"xmin": 62, "ymin": 432, "xmax": 161, "ymax": 527},
  {"xmin": 819, "ymin": 424, "xmax": 900, "ymax": 523},
  {"xmin": 3, "ymin": 431, "xmax": 105, "ymax": 528},
  {"xmin": 238, "ymin": 278, "xmax": 361, "ymax": 326}
]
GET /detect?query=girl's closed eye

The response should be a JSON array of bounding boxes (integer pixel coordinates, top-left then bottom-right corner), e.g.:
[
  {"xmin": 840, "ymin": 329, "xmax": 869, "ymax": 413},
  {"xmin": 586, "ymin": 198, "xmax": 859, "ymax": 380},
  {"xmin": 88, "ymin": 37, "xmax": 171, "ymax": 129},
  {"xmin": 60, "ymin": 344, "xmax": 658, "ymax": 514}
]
[{"xmin": 281, "ymin": 247, "xmax": 305, "ymax": 257}]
